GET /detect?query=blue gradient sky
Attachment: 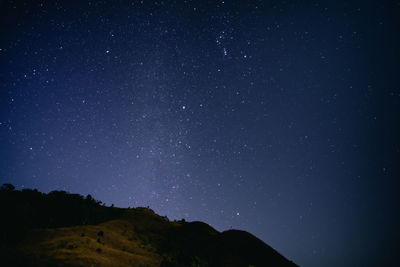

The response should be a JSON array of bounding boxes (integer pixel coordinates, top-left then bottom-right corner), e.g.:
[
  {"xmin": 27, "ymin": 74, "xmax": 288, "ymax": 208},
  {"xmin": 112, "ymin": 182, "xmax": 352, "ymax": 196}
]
[{"xmin": 1, "ymin": 1, "xmax": 399, "ymax": 266}]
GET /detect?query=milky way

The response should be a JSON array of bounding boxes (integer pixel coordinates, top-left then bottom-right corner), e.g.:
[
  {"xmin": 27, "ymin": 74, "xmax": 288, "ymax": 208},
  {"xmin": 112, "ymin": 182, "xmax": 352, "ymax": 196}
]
[{"xmin": 1, "ymin": 1, "xmax": 399, "ymax": 266}]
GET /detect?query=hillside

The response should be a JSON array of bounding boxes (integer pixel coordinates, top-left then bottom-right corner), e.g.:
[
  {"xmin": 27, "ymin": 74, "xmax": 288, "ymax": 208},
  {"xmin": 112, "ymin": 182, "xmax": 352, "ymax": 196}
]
[{"xmin": 0, "ymin": 184, "xmax": 298, "ymax": 267}]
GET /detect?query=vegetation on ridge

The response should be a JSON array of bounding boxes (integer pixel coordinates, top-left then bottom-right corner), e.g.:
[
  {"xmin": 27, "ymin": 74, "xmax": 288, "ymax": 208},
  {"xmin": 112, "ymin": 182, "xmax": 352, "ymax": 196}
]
[{"xmin": 0, "ymin": 184, "xmax": 298, "ymax": 267}]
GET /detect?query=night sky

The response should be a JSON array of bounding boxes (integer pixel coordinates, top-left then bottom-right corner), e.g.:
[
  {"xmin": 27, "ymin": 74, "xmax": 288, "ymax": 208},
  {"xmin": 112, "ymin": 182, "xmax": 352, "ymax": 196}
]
[{"xmin": 1, "ymin": 1, "xmax": 399, "ymax": 266}]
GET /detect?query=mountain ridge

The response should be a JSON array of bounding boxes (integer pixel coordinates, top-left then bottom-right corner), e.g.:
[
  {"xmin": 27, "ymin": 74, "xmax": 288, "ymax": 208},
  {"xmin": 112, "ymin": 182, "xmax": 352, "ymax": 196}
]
[{"xmin": 0, "ymin": 184, "xmax": 298, "ymax": 267}]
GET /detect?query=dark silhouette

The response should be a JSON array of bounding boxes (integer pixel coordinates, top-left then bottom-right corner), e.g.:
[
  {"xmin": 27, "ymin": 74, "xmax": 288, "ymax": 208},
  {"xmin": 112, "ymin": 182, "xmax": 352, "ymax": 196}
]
[
  {"xmin": 0, "ymin": 183, "xmax": 15, "ymax": 191},
  {"xmin": 0, "ymin": 184, "xmax": 298, "ymax": 267}
]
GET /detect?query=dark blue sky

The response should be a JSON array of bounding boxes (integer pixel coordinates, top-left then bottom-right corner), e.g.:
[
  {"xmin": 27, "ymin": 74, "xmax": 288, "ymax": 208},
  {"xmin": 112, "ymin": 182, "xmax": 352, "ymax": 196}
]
[{"xmin": 1, "ymin": 1, "xmax": 399, "ymax": 266}]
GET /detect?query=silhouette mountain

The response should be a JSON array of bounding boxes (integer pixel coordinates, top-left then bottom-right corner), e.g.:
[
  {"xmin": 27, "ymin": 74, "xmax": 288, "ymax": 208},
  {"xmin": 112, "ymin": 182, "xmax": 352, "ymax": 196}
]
[{"xmin": 0, "ymin": 184, "xmax": 298, "ymax": 267}]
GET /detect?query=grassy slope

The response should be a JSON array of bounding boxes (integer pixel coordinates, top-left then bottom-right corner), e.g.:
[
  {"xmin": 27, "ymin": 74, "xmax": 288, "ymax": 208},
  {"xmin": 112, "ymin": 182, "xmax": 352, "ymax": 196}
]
[
  {"xmin": 1, "ymin": 187, "xmax": 298, "ymax": 267},
  {"xmin": 12, "ymin": 208, "xmax": 172, "ymax": 267}
]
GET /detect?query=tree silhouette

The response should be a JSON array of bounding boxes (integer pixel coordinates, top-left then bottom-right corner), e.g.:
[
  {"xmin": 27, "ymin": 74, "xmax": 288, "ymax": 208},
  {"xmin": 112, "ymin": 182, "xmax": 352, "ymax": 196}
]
[{"xmin": 0, "ymin": 183, "xmax": 15, "ymax": 191}]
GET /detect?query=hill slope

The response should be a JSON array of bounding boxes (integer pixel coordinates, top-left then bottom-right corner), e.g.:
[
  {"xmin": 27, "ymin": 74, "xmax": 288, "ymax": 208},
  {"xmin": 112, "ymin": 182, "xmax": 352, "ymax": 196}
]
[{"xmin": 0, "ymin": 185, "xmax": 298, "ymax": 267}]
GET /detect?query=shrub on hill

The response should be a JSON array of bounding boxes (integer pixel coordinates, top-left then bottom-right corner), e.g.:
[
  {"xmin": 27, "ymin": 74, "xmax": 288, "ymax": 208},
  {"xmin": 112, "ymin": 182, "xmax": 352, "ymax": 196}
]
[{"xmin": 0, "ymin": 184, "xmax": 122, "ymax": 246}]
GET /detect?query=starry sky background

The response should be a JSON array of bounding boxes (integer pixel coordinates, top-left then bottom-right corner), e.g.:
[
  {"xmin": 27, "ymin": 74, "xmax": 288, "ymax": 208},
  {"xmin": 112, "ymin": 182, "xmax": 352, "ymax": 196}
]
[{"xmin": 1, "ymin": 1, "xmax": 399, "ymax": 266}]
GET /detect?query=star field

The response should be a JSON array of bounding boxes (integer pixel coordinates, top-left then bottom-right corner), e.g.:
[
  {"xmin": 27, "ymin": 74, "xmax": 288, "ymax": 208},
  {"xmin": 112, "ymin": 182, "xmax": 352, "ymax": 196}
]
[{"xmin": 1, "ymin": 1, "xmax": 399, "ymax": 266}]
